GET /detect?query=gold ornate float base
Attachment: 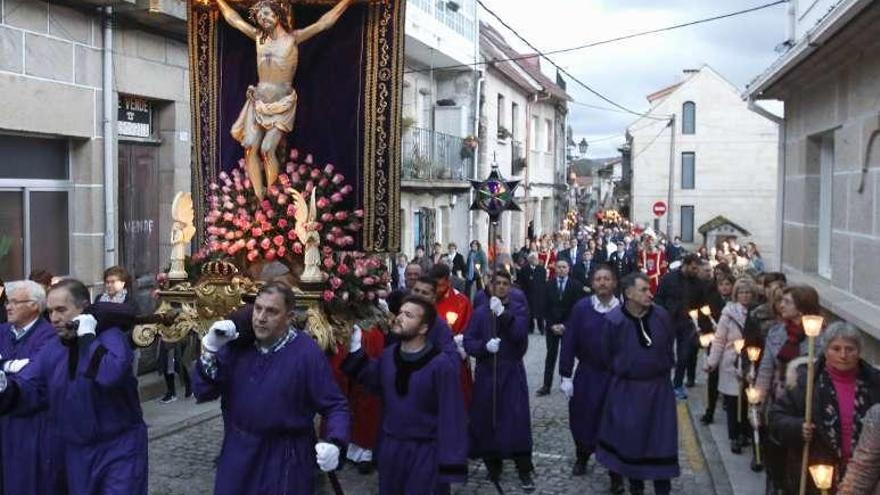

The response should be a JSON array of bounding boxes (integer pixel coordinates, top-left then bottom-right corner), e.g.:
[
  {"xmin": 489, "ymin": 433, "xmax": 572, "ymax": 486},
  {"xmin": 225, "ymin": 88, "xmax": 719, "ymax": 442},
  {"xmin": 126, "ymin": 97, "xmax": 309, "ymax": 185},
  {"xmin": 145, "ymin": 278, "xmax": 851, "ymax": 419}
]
[{"xmin": 132, "ymin": 262, "xmax": 337, "ymax": 351}]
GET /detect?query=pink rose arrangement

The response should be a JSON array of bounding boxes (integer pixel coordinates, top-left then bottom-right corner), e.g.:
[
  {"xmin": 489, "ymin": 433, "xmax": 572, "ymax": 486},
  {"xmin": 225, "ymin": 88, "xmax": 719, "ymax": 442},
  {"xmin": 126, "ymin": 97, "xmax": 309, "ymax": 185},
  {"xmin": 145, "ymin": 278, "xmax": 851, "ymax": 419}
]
[
  {"xmin": 321, "ymin": 252, "xmax": 390, "ymax": 305},
  {"xmin": 199, "ymin": 150, "xmax": 362, "ymax": 266}
]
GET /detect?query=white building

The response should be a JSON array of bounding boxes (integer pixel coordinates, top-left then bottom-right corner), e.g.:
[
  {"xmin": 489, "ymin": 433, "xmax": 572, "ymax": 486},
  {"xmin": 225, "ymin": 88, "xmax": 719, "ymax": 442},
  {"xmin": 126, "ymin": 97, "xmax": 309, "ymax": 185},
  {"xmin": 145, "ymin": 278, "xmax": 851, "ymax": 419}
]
[
  {"xmin": 629, "ymin": 66, "xmax": 780, "ymax": 267},
  {"xmin": 478, "ymin": 23, "xmax": 569, "ymax": 251},
  {"xmin": 399, "ymin": 0, "xmax": 479, "ymax": 256}
]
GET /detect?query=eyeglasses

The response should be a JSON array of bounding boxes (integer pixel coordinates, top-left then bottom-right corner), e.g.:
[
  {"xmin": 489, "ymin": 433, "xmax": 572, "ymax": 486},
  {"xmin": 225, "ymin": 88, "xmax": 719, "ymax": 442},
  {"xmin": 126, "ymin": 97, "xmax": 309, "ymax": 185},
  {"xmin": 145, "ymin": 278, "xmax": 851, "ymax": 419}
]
[{"xmin": 5, "ymin": 299, "xmax": 35, "ymax": 307}]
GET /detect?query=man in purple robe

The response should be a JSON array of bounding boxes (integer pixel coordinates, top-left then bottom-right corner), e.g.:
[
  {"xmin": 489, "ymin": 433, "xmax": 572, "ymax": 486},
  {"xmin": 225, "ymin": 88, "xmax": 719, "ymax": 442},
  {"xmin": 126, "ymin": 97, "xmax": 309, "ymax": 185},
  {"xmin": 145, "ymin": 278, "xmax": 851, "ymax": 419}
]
[
  {"xmin": 0, "ymin": 280, "xmax": 63, "ymax": 495},
  {"xmin": 191, "ymin": 282, "xmax": 350, "ymax": 495},
  {"xmin": 559, "ymin": 265, "xmax": 624, "ymax": 491},
  {"xmin": 0, "ymin": 278, "xmax": 147, "ymax": 495},
  {"xmin": 464, "ymin": 271, "xmax": 535, "ymax": 492},
  {"xmin": 395, "ymin": 276, "xmax": 461, "ymax": 366},
  {"xmin": 596, "ymin": 273, "xmax": 679, "ymax": 495},
  {"xmin": 343, "ymin": 296, "xmax": 468, "ymax": 494}
]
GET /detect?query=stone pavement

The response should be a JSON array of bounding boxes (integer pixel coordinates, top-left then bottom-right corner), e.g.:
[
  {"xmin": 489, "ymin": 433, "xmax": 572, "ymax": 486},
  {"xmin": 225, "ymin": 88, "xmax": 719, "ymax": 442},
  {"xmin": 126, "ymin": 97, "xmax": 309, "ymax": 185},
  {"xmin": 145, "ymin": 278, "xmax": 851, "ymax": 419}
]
[{"xmin": 146, "ymin": 333, "xmax": 717, "ymax": 494}]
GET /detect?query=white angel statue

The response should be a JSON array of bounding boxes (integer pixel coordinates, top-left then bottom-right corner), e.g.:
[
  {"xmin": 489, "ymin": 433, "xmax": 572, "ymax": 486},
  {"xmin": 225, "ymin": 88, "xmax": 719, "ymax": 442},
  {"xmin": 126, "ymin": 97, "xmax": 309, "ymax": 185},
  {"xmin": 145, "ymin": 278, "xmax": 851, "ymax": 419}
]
[
  {"xmin": 289, "ymin": 187, "xmax": 324, "ymax": 283},
  {"xmin": 168, "ymin": 192, "xmax": 196, "ymax": 280}
]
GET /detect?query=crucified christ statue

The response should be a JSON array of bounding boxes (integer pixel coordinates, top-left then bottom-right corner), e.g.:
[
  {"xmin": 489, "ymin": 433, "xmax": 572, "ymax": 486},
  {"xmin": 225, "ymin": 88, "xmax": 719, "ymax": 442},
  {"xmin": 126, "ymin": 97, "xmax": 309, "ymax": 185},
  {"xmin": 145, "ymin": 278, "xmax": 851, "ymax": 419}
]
[{"xmin": 216, "ymin": 0, "xmax": 354, "ymax": 199}]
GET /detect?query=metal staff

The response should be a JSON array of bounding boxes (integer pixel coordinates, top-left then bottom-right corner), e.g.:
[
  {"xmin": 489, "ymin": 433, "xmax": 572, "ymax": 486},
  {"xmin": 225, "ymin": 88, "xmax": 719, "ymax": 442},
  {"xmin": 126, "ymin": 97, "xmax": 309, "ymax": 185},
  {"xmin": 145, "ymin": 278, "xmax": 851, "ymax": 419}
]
[
  {"xmin": 327, "ymin": 472, "xmax": 345, "ymax": 495},
  {"xmin": 489, "ymin": 219, "xmax": 499, "ymax": 432}
]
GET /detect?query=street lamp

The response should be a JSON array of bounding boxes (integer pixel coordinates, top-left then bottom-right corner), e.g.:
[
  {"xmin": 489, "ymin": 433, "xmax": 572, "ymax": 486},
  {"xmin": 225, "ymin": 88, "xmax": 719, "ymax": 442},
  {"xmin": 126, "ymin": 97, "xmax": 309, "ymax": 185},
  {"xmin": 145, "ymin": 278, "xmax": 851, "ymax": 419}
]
[{"xmin": 578, "ymin": 138, "xmax": 588, "ymax": 156}]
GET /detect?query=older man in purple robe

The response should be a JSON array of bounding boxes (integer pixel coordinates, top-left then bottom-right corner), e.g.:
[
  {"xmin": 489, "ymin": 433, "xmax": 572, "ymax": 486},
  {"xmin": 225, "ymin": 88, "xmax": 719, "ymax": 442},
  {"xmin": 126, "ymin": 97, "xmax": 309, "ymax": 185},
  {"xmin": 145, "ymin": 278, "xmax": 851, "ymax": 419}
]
[
  {"xmin": 559, "ymin": 265, "xmax": 625, "ymax": 491},
  {"xmin": 0, "ymin": 280, "xmax": 63, "ymax": 495},
  {"xmin": 0, "ymin": 278, "xmax": 147, "ymax": 495},
  {"xmin": 464, "ymin": 271, "xmax": 535, "ymax": 492},
  {"xmin": 597, "ymin": 273, "xmax": 679, "ymax": 495},
  {"xmin": 192, "ymin": 282, "xmax": 350, "ymax": 495},
  {"xmin": 343, "ymin": 296, "xmax": 468, "ymax": 494}
]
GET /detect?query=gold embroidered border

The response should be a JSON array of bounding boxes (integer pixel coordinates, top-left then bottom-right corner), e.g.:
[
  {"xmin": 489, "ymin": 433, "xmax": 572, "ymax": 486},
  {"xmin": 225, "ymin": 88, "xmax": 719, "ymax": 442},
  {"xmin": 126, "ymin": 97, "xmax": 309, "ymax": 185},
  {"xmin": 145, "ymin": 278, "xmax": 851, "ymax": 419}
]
[
  {"xmin": 361, "ymin": 0, "xmax": 404, "ymax": 252},
  {"xmin": 189, "ymin": 5, "xmax": 219, "ymax": 245}
]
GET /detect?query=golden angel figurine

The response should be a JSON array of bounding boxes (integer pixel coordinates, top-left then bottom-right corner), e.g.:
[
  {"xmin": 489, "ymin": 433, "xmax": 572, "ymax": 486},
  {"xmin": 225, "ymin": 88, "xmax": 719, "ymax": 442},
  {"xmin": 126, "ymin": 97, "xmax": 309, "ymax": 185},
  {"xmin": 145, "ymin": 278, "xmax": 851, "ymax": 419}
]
[
  {"xmin": 289, "ymin": 187, "xmax": 323, "ymax": 283},
  {"xmin": 168, "ymin": 192, "xmax": 197, "ymax": 280}
]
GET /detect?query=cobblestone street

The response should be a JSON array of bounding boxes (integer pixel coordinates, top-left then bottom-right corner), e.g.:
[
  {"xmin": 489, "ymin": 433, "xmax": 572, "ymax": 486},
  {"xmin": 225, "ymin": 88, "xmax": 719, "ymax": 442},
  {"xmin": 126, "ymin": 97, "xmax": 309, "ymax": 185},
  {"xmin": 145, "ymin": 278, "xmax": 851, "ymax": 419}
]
[{"xmin": 148, "ymin": 333, "xmax": 715, "ymax": 494}]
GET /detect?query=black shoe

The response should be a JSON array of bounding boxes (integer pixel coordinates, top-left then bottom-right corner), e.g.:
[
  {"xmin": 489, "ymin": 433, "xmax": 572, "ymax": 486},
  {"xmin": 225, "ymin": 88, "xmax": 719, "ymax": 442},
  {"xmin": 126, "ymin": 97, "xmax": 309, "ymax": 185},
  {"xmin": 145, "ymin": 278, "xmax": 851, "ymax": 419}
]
[
  {"xmin": 536, "ymin": 387, "xmax": 550, "ymax": 397},
  {"xmin": 519, "ymin": 471, "xmax": 535, "ymax": 493},
  {"xmin": 699, "ymin": 414, "xmax": 713, "ymax": 425},
  {"xmin": 184, "ymin": 389, "xmax": 193, "ymax": 399},
  {"xmin": 750, "ymin": 457, "xmax": 764, "ymax": 472},
  {"xmin": 159, "ymin": 394, "xmax": 177, "ymax": 404},
  {"xmin": 572, "ymin": 461, "xmax": 587, "ymax": 476},
  {"xmin": 731, "ymin": 444, "xmax": 742, "ymax": 454}
]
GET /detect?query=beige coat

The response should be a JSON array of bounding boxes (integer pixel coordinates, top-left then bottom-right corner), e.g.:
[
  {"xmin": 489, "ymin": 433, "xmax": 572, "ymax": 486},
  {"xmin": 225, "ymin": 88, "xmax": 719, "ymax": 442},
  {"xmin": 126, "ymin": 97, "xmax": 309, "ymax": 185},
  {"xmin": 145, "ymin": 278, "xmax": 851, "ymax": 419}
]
[{"xmin": 707, "ymin": 302, "xmax": 747, "ymax": 396}]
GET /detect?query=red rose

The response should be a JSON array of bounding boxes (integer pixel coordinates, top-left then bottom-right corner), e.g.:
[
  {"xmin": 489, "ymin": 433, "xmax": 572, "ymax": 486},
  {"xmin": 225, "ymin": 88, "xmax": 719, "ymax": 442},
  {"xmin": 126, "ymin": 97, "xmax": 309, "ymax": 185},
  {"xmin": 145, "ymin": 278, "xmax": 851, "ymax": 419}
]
[
  {"xmin": 322, "ymin": 290, "xmax": 334, "ymax": 302},
  {"xmin": 260, "ymin": 238, "xmax": 271, "ymax": 251}
]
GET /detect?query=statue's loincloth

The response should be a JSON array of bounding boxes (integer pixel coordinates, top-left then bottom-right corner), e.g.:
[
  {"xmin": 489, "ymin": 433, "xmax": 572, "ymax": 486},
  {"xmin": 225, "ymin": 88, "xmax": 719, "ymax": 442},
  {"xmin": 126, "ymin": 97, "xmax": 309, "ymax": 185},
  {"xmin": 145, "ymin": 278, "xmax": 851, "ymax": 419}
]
[{"xmin": 231, "ymin": 85, "xmax": 298, "ymax": 142}]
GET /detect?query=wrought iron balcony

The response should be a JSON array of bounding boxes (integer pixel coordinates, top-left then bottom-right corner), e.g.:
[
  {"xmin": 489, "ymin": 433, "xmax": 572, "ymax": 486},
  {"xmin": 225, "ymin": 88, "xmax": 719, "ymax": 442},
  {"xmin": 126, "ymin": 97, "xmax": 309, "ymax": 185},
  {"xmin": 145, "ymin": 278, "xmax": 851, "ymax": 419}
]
[{"xmin": 401, "ymin": 127, "xmax": 473, "ymax": 182}]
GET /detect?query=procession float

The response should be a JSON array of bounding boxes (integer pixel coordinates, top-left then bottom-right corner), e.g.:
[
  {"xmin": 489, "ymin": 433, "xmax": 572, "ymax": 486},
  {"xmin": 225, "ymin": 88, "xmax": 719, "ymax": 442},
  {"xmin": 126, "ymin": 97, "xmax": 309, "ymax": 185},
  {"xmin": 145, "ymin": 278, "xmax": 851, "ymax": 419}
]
[{"xmin": 133, "ymin": 0, "xmax": 406, "ymax": 352}]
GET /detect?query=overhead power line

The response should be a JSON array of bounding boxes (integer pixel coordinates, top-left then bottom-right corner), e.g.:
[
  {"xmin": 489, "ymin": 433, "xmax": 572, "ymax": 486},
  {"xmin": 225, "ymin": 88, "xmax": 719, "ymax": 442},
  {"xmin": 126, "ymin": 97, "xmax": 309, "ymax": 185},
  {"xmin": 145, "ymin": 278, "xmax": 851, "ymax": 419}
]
[
  {"xmin": 406, "ymin": 0, "xmax": 787, "ymax": 74},
  {"xmin": 475, "ymin": 0, "xmax": 672, "ymax": 121}
]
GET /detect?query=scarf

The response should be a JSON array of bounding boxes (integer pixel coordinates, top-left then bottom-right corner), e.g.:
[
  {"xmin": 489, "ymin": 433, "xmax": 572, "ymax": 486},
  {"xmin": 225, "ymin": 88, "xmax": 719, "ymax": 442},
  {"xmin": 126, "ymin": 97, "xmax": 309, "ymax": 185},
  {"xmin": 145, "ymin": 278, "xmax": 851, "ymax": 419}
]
[
  {"xmin": 98, "ymin": 290, "xmax": 128, "ymax": 304},
  {"xmin": 621, "ymin": 304, "xmax": 654, "ymax": 348},
  {"xmin": 777, "ymin": 320, "xmax": 804, "ymax": 363},
  {"xmin": 393, "ymin": 343, "xmax": 439, "ymax": 396}
]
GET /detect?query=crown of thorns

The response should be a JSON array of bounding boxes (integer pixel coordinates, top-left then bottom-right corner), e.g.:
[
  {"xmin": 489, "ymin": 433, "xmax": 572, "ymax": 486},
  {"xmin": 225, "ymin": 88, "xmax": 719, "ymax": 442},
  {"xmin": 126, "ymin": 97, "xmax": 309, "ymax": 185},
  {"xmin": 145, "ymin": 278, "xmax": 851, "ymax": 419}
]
[{"xmin": 248, "ymin": 0, "xmax": 292, "ymax": 31}]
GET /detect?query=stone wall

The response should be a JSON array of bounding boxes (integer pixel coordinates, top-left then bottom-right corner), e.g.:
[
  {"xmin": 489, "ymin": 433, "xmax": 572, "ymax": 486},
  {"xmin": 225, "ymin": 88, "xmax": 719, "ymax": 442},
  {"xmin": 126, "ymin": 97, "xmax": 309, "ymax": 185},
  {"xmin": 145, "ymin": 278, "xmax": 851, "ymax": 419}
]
[{"xmin": 0, "ymin": 0, "xmax": 190, "ymax": 286}]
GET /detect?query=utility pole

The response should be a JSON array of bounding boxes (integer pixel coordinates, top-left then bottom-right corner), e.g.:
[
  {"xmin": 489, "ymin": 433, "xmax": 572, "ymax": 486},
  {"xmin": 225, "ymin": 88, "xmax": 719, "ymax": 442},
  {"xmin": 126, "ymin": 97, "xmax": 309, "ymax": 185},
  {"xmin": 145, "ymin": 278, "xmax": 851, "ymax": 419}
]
[{"xmin": 666, "ymin": 116, "xmax": 676, "ymax": 239}]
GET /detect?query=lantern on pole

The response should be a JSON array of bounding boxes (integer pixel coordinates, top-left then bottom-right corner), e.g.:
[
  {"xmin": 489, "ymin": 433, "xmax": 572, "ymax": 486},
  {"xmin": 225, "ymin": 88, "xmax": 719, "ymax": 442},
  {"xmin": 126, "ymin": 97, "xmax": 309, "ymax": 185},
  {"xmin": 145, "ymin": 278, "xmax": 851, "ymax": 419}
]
[
  {"xmin": 798, "ymin": 314, "xmax": 825, "ymax": 495},
  {"xmin": 808, "ymin": 464, "xmax": 834, "ymax": 495}
]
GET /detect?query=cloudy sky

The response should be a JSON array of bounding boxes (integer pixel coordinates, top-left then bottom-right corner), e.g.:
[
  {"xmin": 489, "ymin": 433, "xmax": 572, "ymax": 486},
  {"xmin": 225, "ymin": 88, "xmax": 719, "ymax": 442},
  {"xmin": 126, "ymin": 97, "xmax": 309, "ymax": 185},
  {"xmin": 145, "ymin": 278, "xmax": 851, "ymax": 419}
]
[{"xmin": 477, "ymin": 0, "xmax": 789, "ymax": 157}]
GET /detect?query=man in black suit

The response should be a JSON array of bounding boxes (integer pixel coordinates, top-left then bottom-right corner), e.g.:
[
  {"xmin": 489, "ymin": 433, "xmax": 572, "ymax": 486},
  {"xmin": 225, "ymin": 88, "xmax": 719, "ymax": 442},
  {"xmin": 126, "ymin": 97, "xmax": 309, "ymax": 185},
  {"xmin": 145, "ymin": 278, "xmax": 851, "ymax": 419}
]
[
  {"xmin": 537, "ymin": 259, "xmax": 584, "ymax": 396},
  {"xmin": 386, "ymin": 262, "xmax": 423, "ymax": 314},
  {"xmin": 608, "ymin": 241, "xmax": 635, "ymax": 286},
  {"xmin": 517, "ymin": 253, "xmax": 547, "ymax": 334},
  {"xmin": 570, "ymin": 249, "xmax": 596, "ymax": 289}
]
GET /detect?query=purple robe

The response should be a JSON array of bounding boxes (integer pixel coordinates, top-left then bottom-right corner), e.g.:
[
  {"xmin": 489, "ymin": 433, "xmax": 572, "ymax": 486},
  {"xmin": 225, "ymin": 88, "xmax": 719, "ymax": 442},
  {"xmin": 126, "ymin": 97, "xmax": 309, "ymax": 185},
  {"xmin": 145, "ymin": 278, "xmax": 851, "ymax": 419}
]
[
  {"xmin": 559, "ymin": 298, "xmax": 612, "ymax": 453},
  {"xmin": 3, "ymin": 327, "xmax": 147, "ymax": 495},
  {"xmin": 192, "ymin": 331, "xmax": 350, "ymax": 495},
  {"xmin": 463, "ymin": 300, "xmax": 532, "ymax": 459},
  {"xmin": 473, "ymin": 287, "xmax": 529, "ymax": 315},
  {"xmin": 0, "ymin": 319, "xmax": 63, "ymax": 495},
  {"xmin": 343, "ymin": 342, "xmax": 468, "ymax": 494},
  {"xmin": 596, "ymin": 305, "xmax": 680, "ymax": 480}
]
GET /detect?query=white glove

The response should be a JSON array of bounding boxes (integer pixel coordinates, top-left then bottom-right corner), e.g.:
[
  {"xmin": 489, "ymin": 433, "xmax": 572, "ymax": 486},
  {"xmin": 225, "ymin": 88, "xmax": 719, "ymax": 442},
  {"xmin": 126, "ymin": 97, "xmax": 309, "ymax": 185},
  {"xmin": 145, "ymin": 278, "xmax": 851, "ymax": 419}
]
[
  {"xmin": 453, "ymin": 334, "xmax": 467, "ymax": 360},
  {"xmin": 560, "ymin": 377, "xmax": 574, "ymax": 399},
  {"xmin": 350, "ymin": 325, "xmax": 363, "ymax": 353},
  {"xmin": 202, "ymin": 320, "xmax": 239, "ymax": 352},
  {"xmin": 2, "ymin": 359, "xmax": 30, "ymax": 374},
  {"xmin": 315, "ymin": 442, "xmax": 340, "ymax": 472},
  {"xmin": 73, "ymin": 314, "xmax": 98, "ymax": 337},
  {"xmin": 486, "ymin": 337, "xmax": 501, "ymax": 354},
  {"xmin": 489, "ymin": 296, "xmax": 504, "ymax": 317}
]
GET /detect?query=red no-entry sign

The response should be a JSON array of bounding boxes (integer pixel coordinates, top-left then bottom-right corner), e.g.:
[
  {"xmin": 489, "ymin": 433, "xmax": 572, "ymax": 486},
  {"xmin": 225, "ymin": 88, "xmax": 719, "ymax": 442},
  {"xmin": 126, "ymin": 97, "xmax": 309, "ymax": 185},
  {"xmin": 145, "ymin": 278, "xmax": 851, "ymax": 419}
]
[{"xmin": 652, "ymin": 201, "xmax": 667, "ymax": 217}]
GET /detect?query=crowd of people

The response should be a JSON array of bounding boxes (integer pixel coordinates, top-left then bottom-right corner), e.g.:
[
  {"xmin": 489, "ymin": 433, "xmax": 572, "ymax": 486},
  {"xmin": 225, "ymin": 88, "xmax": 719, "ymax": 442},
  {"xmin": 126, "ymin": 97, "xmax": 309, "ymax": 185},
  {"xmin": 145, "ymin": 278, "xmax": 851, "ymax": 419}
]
[{"xmin": 0, "ymin": 217, "xmax": 878, "ymax": 495}]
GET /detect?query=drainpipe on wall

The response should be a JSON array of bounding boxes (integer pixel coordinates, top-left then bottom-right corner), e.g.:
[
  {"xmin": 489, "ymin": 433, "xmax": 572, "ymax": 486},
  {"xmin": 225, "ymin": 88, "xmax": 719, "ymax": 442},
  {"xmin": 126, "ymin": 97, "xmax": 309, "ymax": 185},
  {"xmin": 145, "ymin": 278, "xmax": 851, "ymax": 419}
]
[
  {"xmin": 102, "ymin": 7, "xmax": 117, "ymax": 269},
  {"xmin": 748, "ymin": 99, "xmax": 785, "ymax": 271}
]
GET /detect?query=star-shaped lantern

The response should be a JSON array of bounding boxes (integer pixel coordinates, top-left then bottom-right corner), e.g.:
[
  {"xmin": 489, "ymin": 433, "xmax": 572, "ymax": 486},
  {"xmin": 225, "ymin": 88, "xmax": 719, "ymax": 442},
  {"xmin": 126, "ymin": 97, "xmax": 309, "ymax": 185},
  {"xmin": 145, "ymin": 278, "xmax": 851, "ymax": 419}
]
[{"xmin": 470, "ymin": 164, "xmax": 521, "ymax": 221}]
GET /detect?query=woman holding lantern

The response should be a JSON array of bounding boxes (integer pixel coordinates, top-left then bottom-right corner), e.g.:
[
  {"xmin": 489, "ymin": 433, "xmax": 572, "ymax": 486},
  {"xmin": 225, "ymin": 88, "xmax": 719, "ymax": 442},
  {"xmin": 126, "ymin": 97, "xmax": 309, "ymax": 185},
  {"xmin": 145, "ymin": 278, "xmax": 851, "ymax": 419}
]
[
  {"xmin": 768, "ymin": 322, "xmax": 880, "ymax": 494},
  {"xmin": 707, "ymin": 278, "xmax": 756, "ymax": 453}
]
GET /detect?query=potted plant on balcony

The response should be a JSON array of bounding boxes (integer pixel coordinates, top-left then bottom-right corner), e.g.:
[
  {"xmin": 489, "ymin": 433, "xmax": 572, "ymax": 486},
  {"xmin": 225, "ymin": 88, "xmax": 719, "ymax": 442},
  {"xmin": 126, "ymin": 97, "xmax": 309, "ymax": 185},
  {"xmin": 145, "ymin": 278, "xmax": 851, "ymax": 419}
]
[
  {"xmin": 497, "ymin": 126, "xmax": 512, "ymax": 140},
  {"xmin": 401, "ymin": 116, "xmax": 416, "ymax": 131}
]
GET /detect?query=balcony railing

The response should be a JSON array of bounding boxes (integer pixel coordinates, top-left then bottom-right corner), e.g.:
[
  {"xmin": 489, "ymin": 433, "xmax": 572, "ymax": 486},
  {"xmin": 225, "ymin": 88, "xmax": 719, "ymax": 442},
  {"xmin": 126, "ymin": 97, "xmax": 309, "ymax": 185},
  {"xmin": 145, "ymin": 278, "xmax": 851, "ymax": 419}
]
[{"xmin": 402, "ymin": 127, "xmax": 472, "ymax": 182}]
